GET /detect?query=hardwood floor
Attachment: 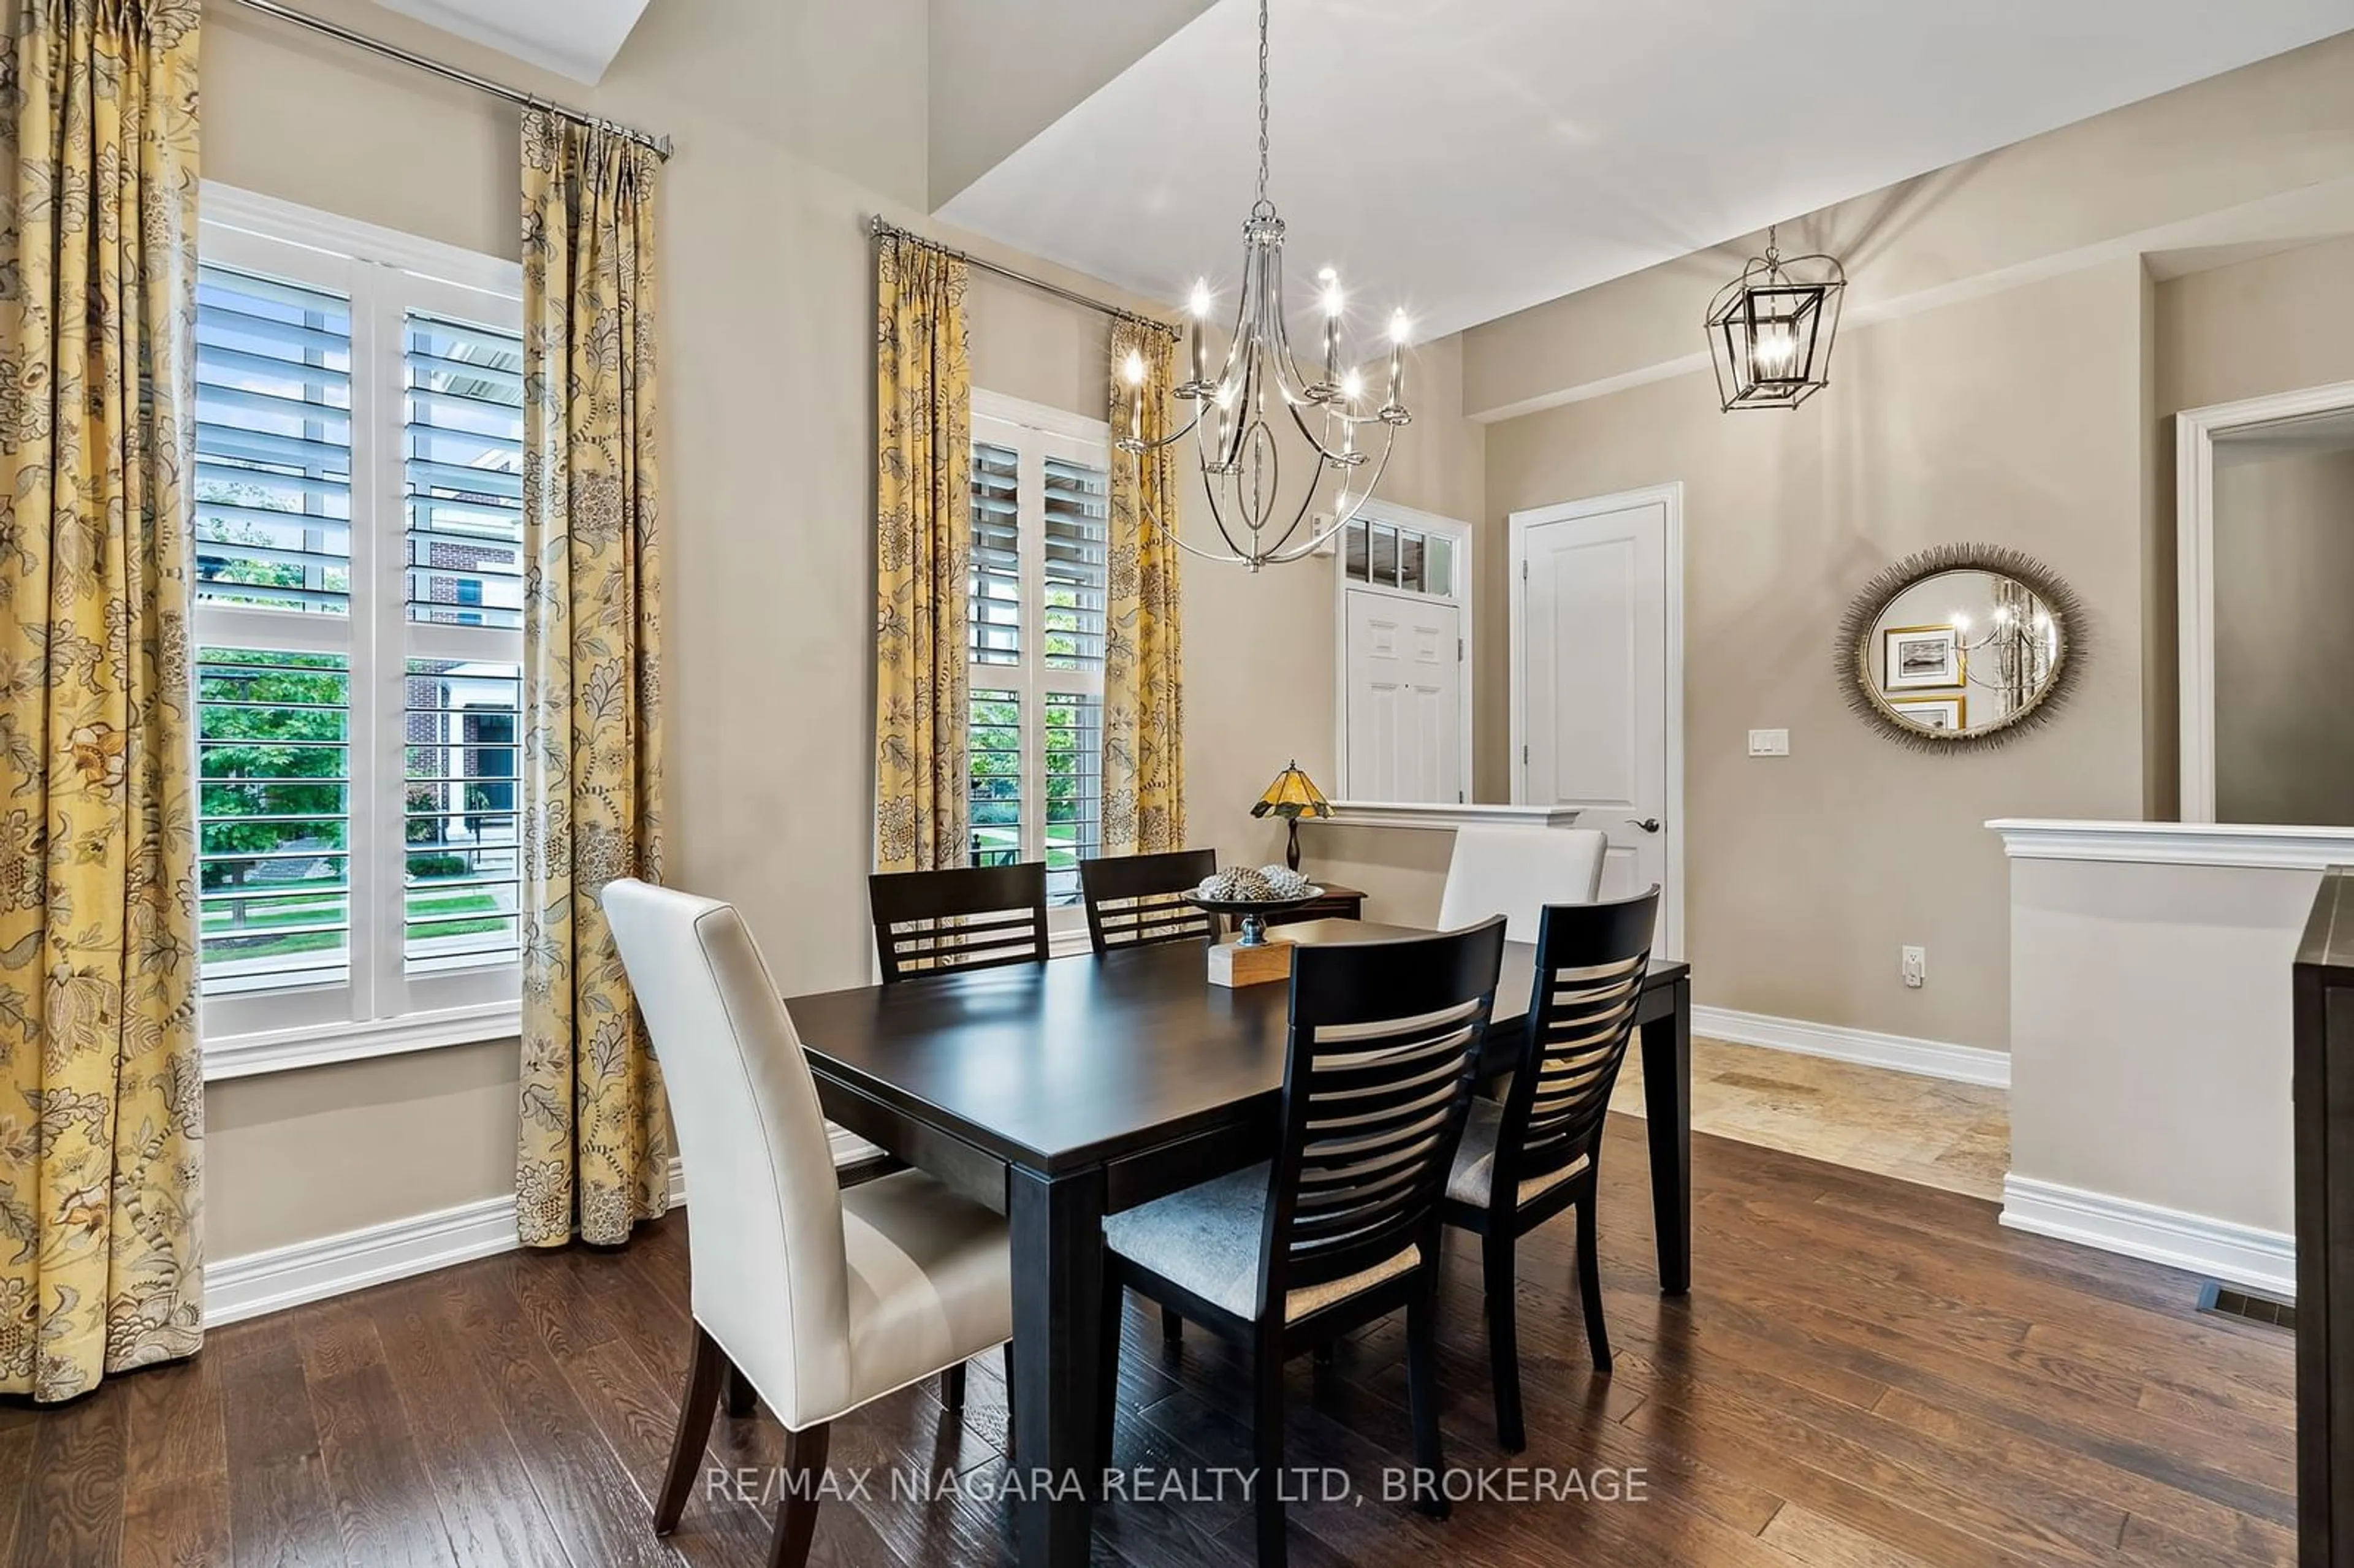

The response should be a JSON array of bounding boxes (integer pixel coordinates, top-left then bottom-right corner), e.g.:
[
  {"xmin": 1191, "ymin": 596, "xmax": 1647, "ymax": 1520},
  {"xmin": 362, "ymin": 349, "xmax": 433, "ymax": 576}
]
[{"xmin": 1, "ymin": 1117, "xmax": 2293, "ymax": 1567}]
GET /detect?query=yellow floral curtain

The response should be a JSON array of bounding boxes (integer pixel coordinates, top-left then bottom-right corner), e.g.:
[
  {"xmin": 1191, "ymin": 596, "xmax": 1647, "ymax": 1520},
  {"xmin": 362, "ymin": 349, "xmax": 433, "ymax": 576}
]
[
  {"xmin": 1103, "ymin": 321, "xmax": 1184, "ymax": 854},
  {"xmin": 514, "ymin": 109, "xmax": 671, "ymax": 1248},
  {"xmin": 874, "ymin": 238, "xmax": 971, "ymax": 872},
  {"xmin": 0, "ymin": 0, "xmax": 205, "ymax": 1402}
]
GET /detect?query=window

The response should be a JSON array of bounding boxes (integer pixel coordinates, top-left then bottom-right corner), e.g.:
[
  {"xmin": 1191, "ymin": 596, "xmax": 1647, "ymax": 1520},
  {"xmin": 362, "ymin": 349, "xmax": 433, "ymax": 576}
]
[
  {"xmin": 1343, "ymin": 516, "xmax": 1457, "ymax": 599},
  {"xmin": 196, "ymin": 187, "xmax": 524, "ymax": 1057},
  {"xmin": 966, "ymin": 394, "xmax": 1110, "ymax": 911}
]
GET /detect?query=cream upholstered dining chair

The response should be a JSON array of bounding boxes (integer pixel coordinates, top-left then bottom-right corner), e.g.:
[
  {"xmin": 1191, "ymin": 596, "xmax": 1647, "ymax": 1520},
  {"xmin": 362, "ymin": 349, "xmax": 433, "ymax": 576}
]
[
  {"xmin": 1435, "ymin": 824, "xmax": 1608, "ymax": 943},
  {"xmin": 602, "ymin": 879, "xmax": 1013, "ymax": 1568}
]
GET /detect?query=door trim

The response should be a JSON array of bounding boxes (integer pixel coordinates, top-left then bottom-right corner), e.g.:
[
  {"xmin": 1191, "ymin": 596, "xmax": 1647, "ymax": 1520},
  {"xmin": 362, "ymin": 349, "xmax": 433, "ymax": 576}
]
[
  {"xmin": 1331, "ymin": 500, "xmax": 1475, "ymax": 802},
  {"xmin": 1507, "ymin": 482, "xmax": 1685, "ymax": 959},
  {"xmin": 2174, "ymin": 377, "xmax": 2354, "ymax": 823}
]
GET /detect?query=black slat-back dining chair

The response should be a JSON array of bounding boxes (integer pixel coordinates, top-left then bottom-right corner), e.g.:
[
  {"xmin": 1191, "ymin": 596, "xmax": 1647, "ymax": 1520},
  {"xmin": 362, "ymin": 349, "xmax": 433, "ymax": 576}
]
[
  {"xmin": 1078, "ymin": 848, "xmax": 1219, "ymax": 953},
  {"xmin": 1441, "ymin": 885, "xmax": 1661, "ymax": 1453},
  {"xmin": 1099, "ymin": 918, "xmax": 1509, "ymax": 1567},
  {"xmin": 868, "ymin": 862, "xmax": 1051, "ymax": 984}
]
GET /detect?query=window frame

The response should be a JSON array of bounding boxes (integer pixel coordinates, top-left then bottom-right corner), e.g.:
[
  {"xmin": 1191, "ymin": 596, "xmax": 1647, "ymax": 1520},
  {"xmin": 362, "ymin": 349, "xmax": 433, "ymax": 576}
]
[
  {"xmin": 968, "ymin": 391, "xmax": 1110, "ymax": 941},
  {"xmin": 197, "ymin": 184, "xmax": 527, "ymax": 1079}
]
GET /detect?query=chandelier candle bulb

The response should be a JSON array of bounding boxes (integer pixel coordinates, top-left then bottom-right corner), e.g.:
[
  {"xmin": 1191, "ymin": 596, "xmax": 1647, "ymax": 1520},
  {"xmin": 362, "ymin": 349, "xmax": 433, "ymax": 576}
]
[
  {"xmin": 1320, "ymin": 271, "xmax": 1343, "ymax": 386},
  {"xmin": 1187, "ymin": 280, "xmax": 1211, "ymax": 388},
  {"xmin": 1385, "ymin": 312, "xmax": 1408, "ymax": 414},
  {"xmin": 1122, "ymin": 348, "xmax": 1147, "ymax": 445}
]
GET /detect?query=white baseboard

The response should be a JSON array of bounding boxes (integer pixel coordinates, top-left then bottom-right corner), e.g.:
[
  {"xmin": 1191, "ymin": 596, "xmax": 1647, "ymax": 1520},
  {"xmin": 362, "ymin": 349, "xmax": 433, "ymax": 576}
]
[
  {"xmin": 2000, "ymin": 1174, "xmax": 2295, "ymax": 1300},
  {"xmin": 1690, "ymin": 1005, "xmax": 2011, "ymax": 1089},
  {"xmin": 208, "ymin": 1155, "xmax": 691, "ymax": 1328}
]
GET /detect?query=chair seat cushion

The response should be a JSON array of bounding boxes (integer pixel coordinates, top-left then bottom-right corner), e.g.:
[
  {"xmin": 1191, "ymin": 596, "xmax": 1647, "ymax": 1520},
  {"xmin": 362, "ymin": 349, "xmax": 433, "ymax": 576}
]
[
  {"xmin": 1102, "ymin": 1163, "xmax": 1421, "ymax": 1323},
  {"xmin": 842, "ymin": 1169, "xmax": 1013, "ymax": 1407},
  {"xmin": 1447, "ymin": 1097, "xmax": 1588, "ymax": 1209}
]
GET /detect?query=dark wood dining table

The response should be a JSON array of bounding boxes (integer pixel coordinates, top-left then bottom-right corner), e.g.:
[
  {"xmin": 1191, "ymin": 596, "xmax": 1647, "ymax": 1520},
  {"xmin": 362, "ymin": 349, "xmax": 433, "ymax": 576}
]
[{"xmin": 783, "ymin": 917, "xmax": 1693, "ymax": 1568}]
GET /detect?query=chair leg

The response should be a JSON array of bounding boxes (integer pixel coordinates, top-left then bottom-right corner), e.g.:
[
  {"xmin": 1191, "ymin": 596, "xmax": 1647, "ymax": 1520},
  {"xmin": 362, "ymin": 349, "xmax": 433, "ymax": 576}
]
[
  {"xmin": 1002, "ymin": 1340, "xmax": 1017, "ymax": 1462},
  {"xmin": 942, "ymin": 1362, "xmax": 966, "ymax": 1414},
  {"xmin": 1483, "ymin": 1233, "xmax": 1526, "ymax": 1453},
  {"xmin": 767, "ymin": 1421, "xmax": 831, "ymax": 1568},
  {"xmin": 1160, "ymin": 1304, "xmax": 1183, "ymax": 1347},
  {"xmin": 655, "ymin": 1325, "xmax": 726, "ymax": 1534},
  {"xmin": 726, "ymin": 1361, "xmax": 757, "ymax": 1418},
  {"xmin": 1576, "ymin": 1192, "xmax": 1612, "ymax": 1374},
  {"xmin": 1405, "ymin": 1280, "xmax": 1449, "ymax": 1521},
  {"xmin": 1252, "ymin": 1335, "xmax": 1288, "ymax": 1568},
  {"xmin": 1097, "ymin": 1284, "xmax": 1126, "ymax": 1486}
]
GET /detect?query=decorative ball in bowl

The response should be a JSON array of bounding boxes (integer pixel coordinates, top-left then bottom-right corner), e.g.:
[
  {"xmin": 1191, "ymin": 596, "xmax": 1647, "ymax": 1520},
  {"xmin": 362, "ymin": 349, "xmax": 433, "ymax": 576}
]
[{"xmin": 1187, "ymin": 866, "xmax": 1324, "ymax": 948}]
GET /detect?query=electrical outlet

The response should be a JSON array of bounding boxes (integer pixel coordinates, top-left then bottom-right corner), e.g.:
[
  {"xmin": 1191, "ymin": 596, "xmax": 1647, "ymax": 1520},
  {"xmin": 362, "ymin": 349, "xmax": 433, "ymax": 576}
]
[
  {"xmin": 1748, "ymin": 728, "xmax": 1790, "ymax": 757},
  {"xmin": 1902, "ymin": 945, "xmax": 1926, "ymax": 989}
]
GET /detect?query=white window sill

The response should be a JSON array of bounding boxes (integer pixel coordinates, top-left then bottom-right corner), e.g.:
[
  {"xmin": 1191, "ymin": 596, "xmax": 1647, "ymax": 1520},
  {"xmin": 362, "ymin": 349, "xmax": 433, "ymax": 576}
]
[{"xmin": 202, "ymin": 1002, "xmax": 524, "ymax": 1083}]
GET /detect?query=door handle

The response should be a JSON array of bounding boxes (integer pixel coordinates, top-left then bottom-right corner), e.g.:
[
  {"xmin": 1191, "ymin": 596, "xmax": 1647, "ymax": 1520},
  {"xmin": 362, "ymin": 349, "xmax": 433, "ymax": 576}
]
[{"xmin": 1626, "ymin": 817, "xmax": 1663, "ymax": 834}]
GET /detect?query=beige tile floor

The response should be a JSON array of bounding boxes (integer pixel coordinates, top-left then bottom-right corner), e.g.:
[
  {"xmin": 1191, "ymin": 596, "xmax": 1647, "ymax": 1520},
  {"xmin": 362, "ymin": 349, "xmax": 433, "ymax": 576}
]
[{"xmin": 1608, "ymin": 1035, "xmax": 2009, "ymax": 1201}]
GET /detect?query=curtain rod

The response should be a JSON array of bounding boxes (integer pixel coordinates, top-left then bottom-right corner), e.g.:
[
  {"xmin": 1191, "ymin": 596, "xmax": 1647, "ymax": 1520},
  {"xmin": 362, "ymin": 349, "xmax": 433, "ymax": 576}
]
[
  {"xmin": 223, "ymin": 0, "xmax": 674, "ymax": 161},
  {"xmin": 870, "ymin": 218, "xmax": 1178, "ymax": 337}
]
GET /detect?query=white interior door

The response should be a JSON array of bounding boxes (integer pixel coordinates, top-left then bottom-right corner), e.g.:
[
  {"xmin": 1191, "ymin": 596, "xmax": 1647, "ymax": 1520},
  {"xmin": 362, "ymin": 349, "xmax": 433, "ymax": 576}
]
[
  {"xmin": 1514, "ymin": 489, "xmax": 1679, "ymax": 950},
  {"xmin": 1344, "ymin": 587, "xmax": 1463, "ymax": 803}
]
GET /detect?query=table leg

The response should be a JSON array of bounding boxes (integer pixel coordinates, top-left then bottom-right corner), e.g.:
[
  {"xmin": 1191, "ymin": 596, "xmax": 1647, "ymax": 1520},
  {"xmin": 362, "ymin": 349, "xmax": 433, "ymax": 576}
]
[
  {"xmin": 1638, "ymin": 977, "xmax": 1692, "ymax": 1295},
  {"xmin": 1008, "ymin": 1163, "xmax": 1107, "ymax": 1568}
]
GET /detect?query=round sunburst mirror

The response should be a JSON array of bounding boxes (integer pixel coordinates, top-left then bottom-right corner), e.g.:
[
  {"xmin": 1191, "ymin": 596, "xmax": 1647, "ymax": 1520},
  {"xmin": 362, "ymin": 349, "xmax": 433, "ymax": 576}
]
[{"xmin": 1836, "ymin": 544, "xmax": 2084, "ymax": 750}]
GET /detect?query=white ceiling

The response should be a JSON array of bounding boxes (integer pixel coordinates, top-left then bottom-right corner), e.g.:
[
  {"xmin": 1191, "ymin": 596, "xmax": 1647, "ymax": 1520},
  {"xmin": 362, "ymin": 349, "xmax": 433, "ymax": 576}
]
[
  {"xmin": 367, "ymin": 0, "xmax": 653, "ymax": 84},
  {"xmin": 937, "ymin": 0, "xmax": 2354, "ymax": 341}
]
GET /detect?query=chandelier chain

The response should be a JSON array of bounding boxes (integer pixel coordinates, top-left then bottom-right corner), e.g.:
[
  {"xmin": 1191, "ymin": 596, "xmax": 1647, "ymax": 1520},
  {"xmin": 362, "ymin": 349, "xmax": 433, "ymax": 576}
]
[{"xmin": 1252, "ymin": 0, "xmax": 1273, "ymax": 218}]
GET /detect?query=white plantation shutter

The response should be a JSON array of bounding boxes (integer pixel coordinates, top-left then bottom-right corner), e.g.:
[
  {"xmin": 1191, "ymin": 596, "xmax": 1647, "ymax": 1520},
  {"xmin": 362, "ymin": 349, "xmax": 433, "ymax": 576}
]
[
  {"xmin": 403, "ymin": 660, "xmax": 522, "ymax": 970},
  {"xmin": 969, "ymin": 688, "xmax": 1022, "ymax": 867},
  {"xmin": 1042, "ymin": 454, "xmax": 1108, "ymax": 671},
  {"xmin": 966, "ymin": 395, "xmax": 1110, "ymax": 912},
  {"xmin": 194, "ymin": 264, "xmax": 354, "ymax": 614},
  {"xmin": 970, "ymin": 440, "xmax": 1021, "ymax": 664},
  {"xmin": 405, "ymin": 313, "xmax": 526, "ymax": 628},
  {"xmin": 1042, "ymin": 691, "xmax": 1102, "ymax": 903},
  {"xmin": 197, "ymin": 650, "xmax": 353, "ymax": 994},
  {"xmin": 194, "ymin": 190, "xmax": 526, "ymax": 1059}
]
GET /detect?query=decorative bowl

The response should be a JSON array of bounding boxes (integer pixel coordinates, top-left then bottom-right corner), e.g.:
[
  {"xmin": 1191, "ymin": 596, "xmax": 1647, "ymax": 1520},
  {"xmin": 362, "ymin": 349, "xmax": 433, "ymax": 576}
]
[{"xmin": 1187, "ymin": 887, "xmax": 1324, "ymax": 948}]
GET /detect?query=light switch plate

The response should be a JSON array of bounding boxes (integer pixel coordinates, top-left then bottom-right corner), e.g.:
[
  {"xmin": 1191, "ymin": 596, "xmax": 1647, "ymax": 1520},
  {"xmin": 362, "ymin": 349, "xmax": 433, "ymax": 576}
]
[{"xmin": 1748, "ymin": 728, "xmax": 1790, "ymax": 757}]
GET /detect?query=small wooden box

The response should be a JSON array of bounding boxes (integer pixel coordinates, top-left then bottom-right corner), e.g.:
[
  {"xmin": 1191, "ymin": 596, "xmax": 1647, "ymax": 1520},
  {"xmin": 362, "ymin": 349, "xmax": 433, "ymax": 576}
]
[{"xmin": 1208, "ymin": 937, "xmax": 1294, "ymax": 988}]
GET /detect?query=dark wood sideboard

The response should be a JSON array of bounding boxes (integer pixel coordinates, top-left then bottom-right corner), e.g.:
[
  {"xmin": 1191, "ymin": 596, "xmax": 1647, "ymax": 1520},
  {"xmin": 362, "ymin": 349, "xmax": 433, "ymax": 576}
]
[{"xmin": 2296, "ymin": 867, "xmax": 2354, "ymax": 1567}]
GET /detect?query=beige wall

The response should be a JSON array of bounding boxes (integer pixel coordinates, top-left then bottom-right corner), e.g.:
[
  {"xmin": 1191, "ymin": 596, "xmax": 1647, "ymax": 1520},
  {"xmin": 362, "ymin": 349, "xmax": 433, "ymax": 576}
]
[
  {"xmin": 1462, "ymin": 31, "xmax": 2354, "ymax": 423},
  {"xmin": 2007, "ymin": 851, "xmax": 2311, "ymax": 1252},
  {"xmin": 186, "ymin": 2, "xmax": 2354, "ymax": 1256},
  {"xmin": 201, "ymin": 0, "xmax": 1481, "ymax": 1257},
  {"xmin": 201, "ymin": 0, "xmax": 1111, "ymax": 1258},
  {"xmin": 2155, "ymin": 234, "xmax": 2354, "ymax": 416},
  {"xmin": 2211, "ymin": 446, "xmax": 2354, "ymax": 826},
  {"xmin": 1485, "ymin": 262, "xmax": 2150, "ymax": 1052}
]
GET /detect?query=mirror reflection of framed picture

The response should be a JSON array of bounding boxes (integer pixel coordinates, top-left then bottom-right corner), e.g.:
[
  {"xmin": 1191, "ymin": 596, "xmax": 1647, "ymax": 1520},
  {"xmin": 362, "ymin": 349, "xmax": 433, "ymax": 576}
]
[
  {"xmin": 1891, "ymin": 694, "xmax": 1966, "ymax": 730},
  {"xmin": 1883, "ymin": 624, "xmax": 1964, "ymax": 690}
]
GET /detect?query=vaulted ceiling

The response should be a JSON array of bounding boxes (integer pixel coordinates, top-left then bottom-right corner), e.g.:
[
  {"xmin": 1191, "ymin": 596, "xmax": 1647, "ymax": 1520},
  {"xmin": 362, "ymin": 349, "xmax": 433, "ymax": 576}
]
[
  {"xmin": 366, "ymin": 0, "xmax": 654, "ymax": 83},
  {"xmin": 934, "ymin": 0, "xmax": 2354, "ymax": 339}
]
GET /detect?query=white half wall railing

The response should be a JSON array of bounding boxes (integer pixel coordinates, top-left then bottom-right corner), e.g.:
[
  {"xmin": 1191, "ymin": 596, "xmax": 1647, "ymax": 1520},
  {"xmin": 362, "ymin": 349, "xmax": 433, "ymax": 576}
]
[{"xmin": 1989, "ymin": 817, "xmax": 2354, "ymax": 1297}]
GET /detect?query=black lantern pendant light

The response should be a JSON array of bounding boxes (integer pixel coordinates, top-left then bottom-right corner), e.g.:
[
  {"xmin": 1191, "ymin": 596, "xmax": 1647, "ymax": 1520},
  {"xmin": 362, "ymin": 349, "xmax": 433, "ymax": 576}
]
[{"xmin": 1705, "ymin": 226, "xmax": 1846, "ymax": 411}]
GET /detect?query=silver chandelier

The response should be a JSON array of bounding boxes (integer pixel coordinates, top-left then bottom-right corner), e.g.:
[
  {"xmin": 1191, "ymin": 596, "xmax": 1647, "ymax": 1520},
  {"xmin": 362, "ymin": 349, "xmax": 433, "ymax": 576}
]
[{"xmin": 1116, "ymin": 0, "xmax": 1413, "ymax": 572}]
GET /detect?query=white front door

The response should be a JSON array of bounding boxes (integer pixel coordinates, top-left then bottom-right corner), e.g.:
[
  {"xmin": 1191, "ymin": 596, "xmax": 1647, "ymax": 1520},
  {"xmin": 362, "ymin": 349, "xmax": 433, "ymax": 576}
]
[
  {"xmin": 1344, "ymin": 587, "xmax": 1464, "ymax": 803},
  {"xmin": 1514, "ymin": 488, "xmax": 1679, "ymax": 951}
]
